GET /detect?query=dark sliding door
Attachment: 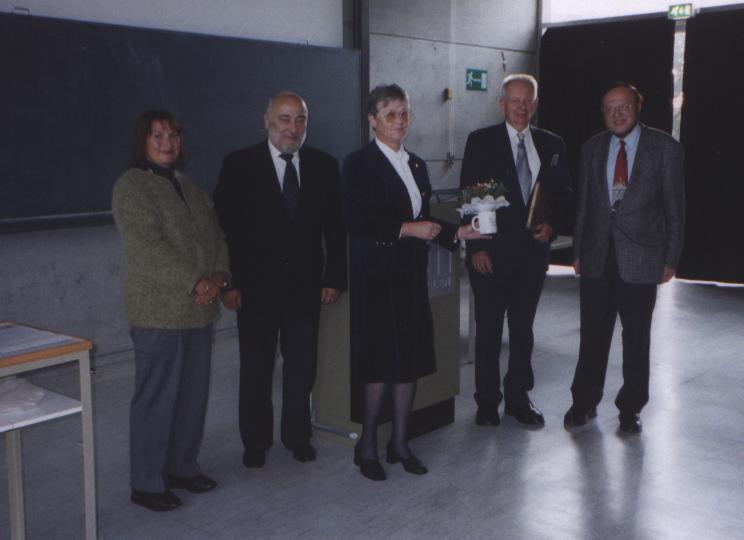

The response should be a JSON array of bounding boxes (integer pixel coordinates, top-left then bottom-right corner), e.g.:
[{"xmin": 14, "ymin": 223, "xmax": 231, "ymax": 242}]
[
  {"xmin": 539, "ymin": 17, "xmax": 675, "ymax": 191},
  {"xmin": 676, "ymin": 8, "xmax": 744, "ymax": 283}
]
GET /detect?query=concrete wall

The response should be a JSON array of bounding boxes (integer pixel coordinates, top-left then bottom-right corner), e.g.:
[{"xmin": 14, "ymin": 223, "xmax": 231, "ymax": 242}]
[
  {"xmin": 1, "ymin": 0, "xmax": 343, "ymax": 362},
  {"xmin": 369, "ymin": 0, "xmax": 540, "ymax": 190},
  {"xmin": 1, "ymin": 226, "xmax": 156, "ymax": 360}
]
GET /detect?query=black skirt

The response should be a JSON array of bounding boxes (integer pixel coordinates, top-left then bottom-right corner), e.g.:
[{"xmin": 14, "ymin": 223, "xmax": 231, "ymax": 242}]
[{"xmin": 349, "ymin": 238, "xmax": 437, "ymax": 383}]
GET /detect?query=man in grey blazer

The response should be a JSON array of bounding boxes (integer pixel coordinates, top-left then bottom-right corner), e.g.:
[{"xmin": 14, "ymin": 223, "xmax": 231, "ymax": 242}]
[{"xmin": 564, "ymin": 82, "xmax": 685, "ymax": 433}]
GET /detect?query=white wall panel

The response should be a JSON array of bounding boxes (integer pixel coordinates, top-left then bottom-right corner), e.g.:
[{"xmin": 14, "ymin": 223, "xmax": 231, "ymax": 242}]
[
  {"xmin": 0, "ymin": 0, "xmax": 343, "ymax": 46},
  {"xmin": 543, "ymin": 0, "xmax": 743, "ymax": 25}
]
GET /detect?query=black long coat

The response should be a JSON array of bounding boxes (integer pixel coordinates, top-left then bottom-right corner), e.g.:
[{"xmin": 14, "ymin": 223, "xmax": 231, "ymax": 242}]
[{"xmin": 341, "ymin": 141, "xmax": 458, "ymax": 383}]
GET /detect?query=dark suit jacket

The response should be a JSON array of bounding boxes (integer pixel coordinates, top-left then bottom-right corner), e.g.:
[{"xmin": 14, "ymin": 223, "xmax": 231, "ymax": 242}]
[
  {"xmin": 342, "ymin": 141, "xmax": 458, "ymax": 382},
  {"xmin": 460, "ymin": 122, "xmax": 572, "ymax": 271},
  {"xmin": 213, "ymin": 141, "xmax": 347, "ymax": 315},
  {"xmin": 573, "ymin": 124, "xmax": 685, "ymax": 284}
]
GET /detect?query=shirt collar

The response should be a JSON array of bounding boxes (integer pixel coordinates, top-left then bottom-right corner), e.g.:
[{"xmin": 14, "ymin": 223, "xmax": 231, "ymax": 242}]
[
  {"xmin": 268, "ymin": 139, "xmax": 301, "ymax": 160},
  {"xmin": 611, "ymin": 122, "xmax": 641, "ymax": 150},
  {"xmin": 375, "ymin": 137, "xmax": 409, "ymax": 162},
  {"xmin": 505, "ymin": 122, "xmax": 532, "ymax": 142}
]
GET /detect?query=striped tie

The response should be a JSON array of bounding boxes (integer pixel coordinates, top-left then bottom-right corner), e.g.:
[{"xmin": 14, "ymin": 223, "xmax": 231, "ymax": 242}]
[{"xmin": 517, "ymin": 132, "xmax": 532, "ymax": 205}]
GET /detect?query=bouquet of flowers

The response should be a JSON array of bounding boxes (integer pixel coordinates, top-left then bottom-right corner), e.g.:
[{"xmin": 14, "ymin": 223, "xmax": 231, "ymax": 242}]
[
  {"xmin": 459, "ymin": 179, "xmax": 507, "ymax": 204},
  {"xmin": 457, "ymin": 179, "xmax": 510, "ymax": 217}
]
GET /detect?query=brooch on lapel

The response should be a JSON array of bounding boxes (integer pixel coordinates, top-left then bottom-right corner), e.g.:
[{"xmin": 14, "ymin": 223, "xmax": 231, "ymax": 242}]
[{"xmin": 550, "ymin": 153, "xmax": 559, "ymax": 166}]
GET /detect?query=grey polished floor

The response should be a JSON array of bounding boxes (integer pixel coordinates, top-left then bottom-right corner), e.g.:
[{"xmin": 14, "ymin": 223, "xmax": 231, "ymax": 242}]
[{"xmin": 2, "ymin": 270, "xmax": 743, "ymax": 539}]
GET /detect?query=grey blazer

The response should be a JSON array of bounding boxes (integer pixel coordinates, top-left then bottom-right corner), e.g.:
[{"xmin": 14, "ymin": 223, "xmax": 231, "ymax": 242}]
[{"xmin": 573, "ymin": 124, "xmax": 685, "ymax": 284}]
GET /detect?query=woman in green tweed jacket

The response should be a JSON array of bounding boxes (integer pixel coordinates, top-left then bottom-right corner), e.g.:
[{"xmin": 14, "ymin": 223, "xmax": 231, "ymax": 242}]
[{"xmin": 112, "ymin": 110, "xmax": 230, "ymax": 512}]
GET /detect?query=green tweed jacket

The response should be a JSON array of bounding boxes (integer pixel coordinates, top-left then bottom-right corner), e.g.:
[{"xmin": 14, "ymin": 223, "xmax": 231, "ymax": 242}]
[{"xmin": 112, "ymin": 167, "xmax": 230, "ymax": 329}]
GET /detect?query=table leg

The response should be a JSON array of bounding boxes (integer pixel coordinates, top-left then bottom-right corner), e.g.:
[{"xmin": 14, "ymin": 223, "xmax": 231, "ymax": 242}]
[
  {"xmin": 6, "ymin": 429, "xmax": 25, "ymax": 540},
  {"xmin": 79, "ymin": 352, "xmax": 97, "ymax": 539}
]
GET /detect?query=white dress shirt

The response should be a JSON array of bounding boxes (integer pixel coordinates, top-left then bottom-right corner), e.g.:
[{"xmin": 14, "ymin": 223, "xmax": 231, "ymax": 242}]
[
  {"xmin": 268, "ymin": 140, "xmax": 301, "ymax": 190},
  {"xmin": 375, "ymin": 138, "xmax": 422, "ymax": 218},
  {"xmin": 505, "ymin": 122, "xmax": 541, "ymax": 192}
]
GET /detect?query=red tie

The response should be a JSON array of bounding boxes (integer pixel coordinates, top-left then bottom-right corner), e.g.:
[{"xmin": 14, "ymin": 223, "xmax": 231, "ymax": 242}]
[{"xmin": 613, "ymin": 140, "xmax": 627, "ymax": 187}]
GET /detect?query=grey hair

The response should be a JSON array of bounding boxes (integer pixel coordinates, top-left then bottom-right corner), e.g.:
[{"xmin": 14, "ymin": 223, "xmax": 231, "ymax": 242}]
[
  {"xmin": 367, "ymin": 84, "xmax": 410, "ymax": 117},
  {"xmin": 501, "ymin": 73, "xmax": 538, "ymax": 101},
  {"xmin": 266, "ymin": 91, "xmax": 308, "ymax": 116}
]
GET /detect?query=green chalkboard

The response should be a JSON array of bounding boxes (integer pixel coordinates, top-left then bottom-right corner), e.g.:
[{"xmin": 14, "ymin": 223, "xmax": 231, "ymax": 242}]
[{"xmin": 0, "ymin": 14, "xmax": 361, "ymax": 230}]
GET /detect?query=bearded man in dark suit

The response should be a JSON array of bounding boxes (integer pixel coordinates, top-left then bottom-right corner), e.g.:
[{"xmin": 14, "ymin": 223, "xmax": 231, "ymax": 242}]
[
  {"xmin": 213, "ymin": 92, "xmax": 347, "ymax": 466},
  {"xmin": 461, "ymin": 74, "xmax": 571, "ymax": 427},
  {"xmin": 564, "ymin": 82, "xmax": 685, "ymax": 433}
]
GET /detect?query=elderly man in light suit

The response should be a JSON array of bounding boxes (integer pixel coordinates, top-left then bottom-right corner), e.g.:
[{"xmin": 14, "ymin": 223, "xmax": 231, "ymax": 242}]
[{"xmin": 565, "ymin": 82, "xmax": 685, "ymax": 433}]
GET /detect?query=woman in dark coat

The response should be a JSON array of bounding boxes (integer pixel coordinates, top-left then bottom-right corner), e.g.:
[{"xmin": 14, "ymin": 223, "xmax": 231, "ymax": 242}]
[{"xmin": 341, "ymin": 85, "xmax": 486, "ymax": 481}]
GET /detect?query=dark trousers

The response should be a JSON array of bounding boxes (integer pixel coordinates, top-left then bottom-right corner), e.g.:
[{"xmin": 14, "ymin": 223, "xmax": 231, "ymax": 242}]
[
  {"xmin": 236, "ymin": 304, "xmax": 320, "ymax": 452},
  {"xmin": 469, "ymin": 251, "xmax": 547, "ymax": 409},
  {"xmin": 571, "ymin": 244, "xmax": 657, "ymax": 414},
  {"xmin": 129, "ymin": 326, "xmax": 212, "ymax": 493}
]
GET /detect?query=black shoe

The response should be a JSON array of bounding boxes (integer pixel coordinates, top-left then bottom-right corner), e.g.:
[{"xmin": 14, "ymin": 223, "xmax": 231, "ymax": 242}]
[
  {"xmin": 504, "ymin": 401, "xmax": 545, "ymax": 426},
  {"xmin": 475, "ymin": 407, "xmax": 501, "ymax": 426},
  {"xmin": 563, "ymin": 406, "xmax": 597, "ymax": 427},
  {"xmin": 619, "ymin": 412, "xmax": 642, "ymax": 433},
  {"xmin": 290, "ymin": 443, "xmax": 317, "ymax": 463},
  {"xmin": 386, "ymin": 444, "xmax": 428, "ymax": 475},
  {"xmin": 131, "ymin": 489, "xmax": 181, "ymax": 512},
  {"xmin": 353, "ymin": 446, "xmax": 386, "ymax": 481},
  {"xmin": 168, "ymin": 474, "xmax": 217, "ymax": 493},
  {"xmin": 242, "ymin": 448, "xmax": 266, "ymax": 468}
]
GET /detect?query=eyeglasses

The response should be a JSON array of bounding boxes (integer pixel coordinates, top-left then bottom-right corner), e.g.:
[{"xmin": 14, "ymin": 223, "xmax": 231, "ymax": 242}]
[
  {"xmin": 603, "ymin": 103, "xmax": 634, "ymax": 116},
  {"xmin": 380, "ymin": 110, "xmax": 411, "ymax": 123}
]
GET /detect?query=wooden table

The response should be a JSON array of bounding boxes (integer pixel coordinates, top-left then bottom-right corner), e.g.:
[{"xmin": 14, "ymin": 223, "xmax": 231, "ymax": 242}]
[{"xmin": 0, "ymin": 322, "xmax": 96, "ymax": 539}]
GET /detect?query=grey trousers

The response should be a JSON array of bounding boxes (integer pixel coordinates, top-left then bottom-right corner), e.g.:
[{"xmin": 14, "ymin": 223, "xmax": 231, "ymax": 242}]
[{"xmin": 129, "ymin": 326, "xmax": 212, "ymax": 493}]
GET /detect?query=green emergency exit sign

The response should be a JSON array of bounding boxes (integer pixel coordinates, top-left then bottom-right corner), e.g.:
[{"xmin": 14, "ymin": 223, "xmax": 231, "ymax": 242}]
[
  {"xmin": 668, "ymin": 3, "xmax": 693, "ymax": 20},
  {"xmin": 466, "ymin": 68, "xmax": 487, "ymax": 91}
]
